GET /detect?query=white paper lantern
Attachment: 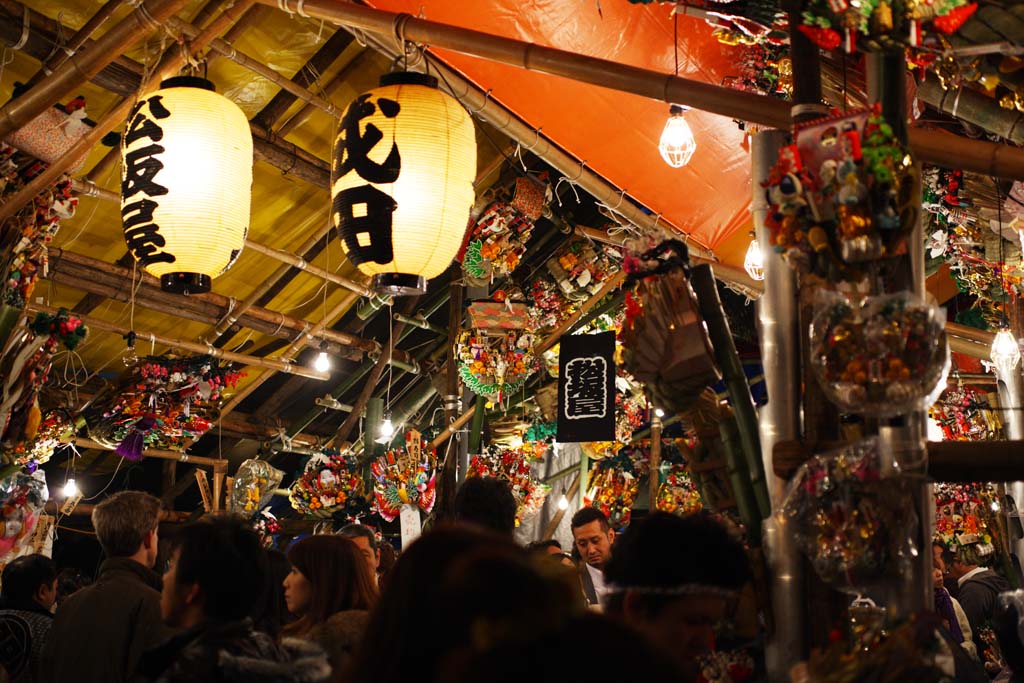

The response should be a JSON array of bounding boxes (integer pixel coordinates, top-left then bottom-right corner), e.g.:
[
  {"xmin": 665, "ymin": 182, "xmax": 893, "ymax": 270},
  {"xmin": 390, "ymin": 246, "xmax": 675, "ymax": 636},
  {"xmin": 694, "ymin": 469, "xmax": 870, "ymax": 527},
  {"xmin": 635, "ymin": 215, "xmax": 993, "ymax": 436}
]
[
  {"xmin": 658, "ymin": 105, "xmax": 697, "ymax": 169},
  {"xmin": 120, "ymin": 77, "xmax": 252, "ymax": 294},
  {"xmin": 332, "ymin": 72, "xmax": 477, "ymax": 295},
  {"xmin": 744, "ymin": 238, "xmax": 765, "ymax": 281}
]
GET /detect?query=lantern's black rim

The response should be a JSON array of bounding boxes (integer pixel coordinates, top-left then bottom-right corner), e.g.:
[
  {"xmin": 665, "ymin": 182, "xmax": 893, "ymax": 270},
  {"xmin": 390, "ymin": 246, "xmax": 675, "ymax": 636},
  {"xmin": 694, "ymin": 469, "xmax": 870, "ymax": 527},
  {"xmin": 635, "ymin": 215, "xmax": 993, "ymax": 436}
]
[
  {"xmin": 161, "ymin": 272, "xmax": 212, "ymax": 295},
  {"xmin": 160, "ymin": 76, "xmax": 216, "ymax": 92},
  {"xmin": 372, "ymin": 273, "xmax": 427, "ymax": 296},
  {"xmin": 379, "ymin": 72, "xmax": 438, "ymax": 89}
]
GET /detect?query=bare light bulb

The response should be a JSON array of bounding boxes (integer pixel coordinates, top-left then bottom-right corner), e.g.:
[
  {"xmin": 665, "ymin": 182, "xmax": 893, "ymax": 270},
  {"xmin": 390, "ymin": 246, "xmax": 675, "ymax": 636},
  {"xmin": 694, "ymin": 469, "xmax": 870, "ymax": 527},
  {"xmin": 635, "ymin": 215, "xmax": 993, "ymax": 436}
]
[
  {"xmin": 658, "ymin": 105, "xmax": 697, "ymax": 168},
  {"xmin": 376, "ymin": 413, "xmax": 395, "ymax": 444},
  {"xmin": 557, "ymin": 494, "xmax": 569, "ymax": 511},
  {"xmin": 991, "ymin": 329, "xmax": 1020, "ymax": 370},
  {"xmin": 744, "ymin": 238, "xmax": 765, "ymax": 281},
  {"xmin": 654, "ymin": 408, "xmax": 665, "ymax": 419},
  {"xmin": 314, "ymin": 351, "xmax": 330, "ymax": 373},
  {"xmin": 63, "ymin": 478, "xmax": 78, "ymax": 498}
]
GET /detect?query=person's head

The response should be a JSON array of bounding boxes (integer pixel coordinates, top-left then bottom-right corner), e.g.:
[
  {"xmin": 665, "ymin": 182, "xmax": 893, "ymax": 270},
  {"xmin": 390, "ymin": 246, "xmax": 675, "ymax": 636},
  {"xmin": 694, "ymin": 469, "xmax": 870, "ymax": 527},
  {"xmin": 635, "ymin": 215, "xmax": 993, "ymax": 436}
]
[
  {"xmin": 339, "ymin": 524, "xmax": 381, "ymax": 582},
  {"xmin": 161, "ymin": 517, "xmax": 268, "ymax": 629},
  {"xmin": 55, "ymin": 568, "xmax": 90, "ymax": 607},
  {"xmin": 526, "ymin": 540, "xmax": 562, "ymax": 556},
  {"xmin": 995, "ymin": 591, "xmax": 1024, "ymax": 681},
  {"xmin": 377, "ymin": 540, "xmax": 397, "ymax": 590},
  {"xmin": 454, "ymin": 477, "xmax": 517, "ymax": 536},
  {"xmin": 1, "ymin": 554, "xmax": 57, "ymax": 610},
  {"xmin": 570, "ymin": 507, "xmax": 614, "ymax": 570},
  {"xmin": 283, "ymin": 535, "xmax": 376, "ymax": 635},
  {"xmin": 347, "ymin": 525, "xmax": 516, "ymax": 683},
  {"xmin": 253, "ymin": 549, "xmax": 291, "ymax": 638},
  {"xmin": 948, "ymin": 544, "xmax": 982, "ymax": 580},
  {"xmin": 92, "ymin": 491, "xmax": 161, "ymax": 566},
  {"xmin": 603, "ymin": 512, "xmax": 750, "ymax": 677}
]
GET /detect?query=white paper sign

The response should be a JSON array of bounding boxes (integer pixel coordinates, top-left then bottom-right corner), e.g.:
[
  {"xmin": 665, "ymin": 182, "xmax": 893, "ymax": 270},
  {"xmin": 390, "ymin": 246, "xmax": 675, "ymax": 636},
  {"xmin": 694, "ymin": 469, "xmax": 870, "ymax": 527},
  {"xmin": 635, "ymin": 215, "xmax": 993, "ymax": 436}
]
[{"xmin": 399, "ymin": 504, "xmax": 422, "ymax": 549}]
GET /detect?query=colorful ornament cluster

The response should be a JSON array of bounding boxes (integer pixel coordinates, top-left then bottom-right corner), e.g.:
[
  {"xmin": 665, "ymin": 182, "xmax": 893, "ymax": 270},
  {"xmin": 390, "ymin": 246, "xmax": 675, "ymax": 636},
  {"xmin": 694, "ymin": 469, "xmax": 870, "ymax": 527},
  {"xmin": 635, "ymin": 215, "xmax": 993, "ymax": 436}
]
[
  {"xmin": 289, "ymin": 449, "xmax": 367, "ymax": 518},
  {"xmin": 546, "ymin": 238, "xmax": 620, "ymax": 302},
  {"xmin": 585, "ymin": 447, "xmax": 649, "ymax": 530},
  {"xmin": 371, "ymin": 437, "xmax": 437, "ymax": 522},
  {"xmin": 810, "ymin": 291, "xmax": 948, "ymax": 417},
  {"xmin": 765, "ymin": 106, "xmax": 916, "ymax": 281},
  {"xmin": 456, "ymin": 329, "xmax": 537, "ymax": 403},
  {"xmin": 929, "ymin": 385, "xmax": 1002, "ymax": 442},
  {"xmin": 89, "ymin": 355, "xmax": 243, "ymax": 459},
  {"xmin": 799, "ymin": 0, "xmax": 976, "ymax": 53},
  {"xmin": 656, "ymin": 466, "xmax": 704, "ymax": 517},
  {"xmin": 253, "ymin": 508, "xmax": 281, "ymax": 549},
  {"xmin": 724, "ymin": 43, "xmax": 793, "ymax": 100},
  {"xmin": 462, "ymin": 200, "xmax": 537, "ymax": 285},
  {"xmin": 467, "ymin": 444, "xmax": 550, "ymax": 525},
  {"xmin": 782, "ymin": 438, "xmax": 919, "ymax": 591},
  {"xmin": 2, "ymin": 409, "xmax": 73, "ymax": 472},
  {"xmin": 696, "ymin": 648, "xmax": 756, "ymax": 683},
  {"xmin": 934, "ymin": 483, "xmax": 1001, "ymax": 564},
  {"xmin": 0, "ymin": 470, "xmax": 47, "ymax": 564}
]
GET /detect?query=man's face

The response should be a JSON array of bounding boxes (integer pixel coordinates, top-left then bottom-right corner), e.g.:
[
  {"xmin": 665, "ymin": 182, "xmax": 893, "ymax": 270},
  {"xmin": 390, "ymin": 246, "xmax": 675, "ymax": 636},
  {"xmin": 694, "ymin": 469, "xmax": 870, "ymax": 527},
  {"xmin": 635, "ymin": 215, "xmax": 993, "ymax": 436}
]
[
  {"xmin": 145, "ymin": 526, "xmax": 160, "ymax": 569},
  {"xmin": 573, "ymin": 520, "xmax": 614, "ymax": 569},
  {"xmin": 349, "ymin": 536, "xmax": 380, "ymax": 580},
  {"xmin": 630, "ymin": 594, "xmax": 727, "ymax": 678},
  {"xmin": 36, "ymin": 579, "xmax": 57, "ymax": 611}
]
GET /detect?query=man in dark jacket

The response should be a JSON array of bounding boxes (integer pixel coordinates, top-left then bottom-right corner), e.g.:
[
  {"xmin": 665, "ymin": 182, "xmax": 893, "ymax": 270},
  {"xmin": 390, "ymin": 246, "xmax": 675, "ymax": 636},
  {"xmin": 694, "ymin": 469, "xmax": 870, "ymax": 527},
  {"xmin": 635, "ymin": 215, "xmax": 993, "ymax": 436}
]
[
  {"xmin": 41, "ymin": 491, "xmax": 170, "ymax": 683},
  {"xmin": 0, "ymin": 554, "xmax": 57, "ymax": 683},
  {"xmin": 137, "ymin": 517, "xmax": 330, "ymax": 683},
  {"xmin": 949, "ymin": 548, "xmax": 1013, "ymax": 657}
]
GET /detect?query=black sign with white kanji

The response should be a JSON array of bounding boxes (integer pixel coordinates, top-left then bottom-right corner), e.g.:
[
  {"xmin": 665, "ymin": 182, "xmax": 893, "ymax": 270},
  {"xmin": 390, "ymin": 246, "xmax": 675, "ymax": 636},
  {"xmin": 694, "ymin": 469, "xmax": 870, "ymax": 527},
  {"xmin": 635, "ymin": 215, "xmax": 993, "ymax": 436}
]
[{"xmin": 557, "ymin": 331, "xmax": 615, "ymax": 443}]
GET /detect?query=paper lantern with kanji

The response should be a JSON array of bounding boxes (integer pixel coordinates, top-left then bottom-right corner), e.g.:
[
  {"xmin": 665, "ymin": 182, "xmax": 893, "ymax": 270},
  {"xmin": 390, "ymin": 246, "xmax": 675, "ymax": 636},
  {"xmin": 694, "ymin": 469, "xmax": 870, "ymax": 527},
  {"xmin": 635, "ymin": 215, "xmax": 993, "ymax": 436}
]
[
  {"xmin": 120, "ymin": 77, "xmax": 252, "ymax": 294},
  {"xmin": 332, "ymin": 72, "xmax": 477, "ymax": 296}
]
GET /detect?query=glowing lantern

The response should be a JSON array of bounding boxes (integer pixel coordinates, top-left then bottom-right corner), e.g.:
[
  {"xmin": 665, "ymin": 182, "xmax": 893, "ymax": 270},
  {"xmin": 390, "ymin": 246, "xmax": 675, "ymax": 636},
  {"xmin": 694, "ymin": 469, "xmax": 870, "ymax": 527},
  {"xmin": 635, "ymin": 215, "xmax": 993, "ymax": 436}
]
[
  {"xmin": 332, "ymin": 72, "xmax": 477, "ymax": 295},
  {"xmin": 991, "ymin": 328, "xmax": 1021, "ymax": 371},
  {"xmin": 658, "ymin": 105, "xmax": 697, "ymax": 169},
  {"xmin": 120, "ymin": 77, "xmax": 252, "ymax": 294},
  {"xmin": 744, "ymin": 237, "xmax": 765, "ymax": 281}
]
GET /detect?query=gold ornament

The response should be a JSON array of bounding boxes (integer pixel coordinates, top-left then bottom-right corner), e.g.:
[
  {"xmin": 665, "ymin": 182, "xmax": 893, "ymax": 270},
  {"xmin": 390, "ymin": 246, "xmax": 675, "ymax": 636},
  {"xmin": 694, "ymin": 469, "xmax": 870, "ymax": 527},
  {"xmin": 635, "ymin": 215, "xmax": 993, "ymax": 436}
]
[{"xmin": 872, "ymin": 1, "xmax": 894, "ymax": 32}]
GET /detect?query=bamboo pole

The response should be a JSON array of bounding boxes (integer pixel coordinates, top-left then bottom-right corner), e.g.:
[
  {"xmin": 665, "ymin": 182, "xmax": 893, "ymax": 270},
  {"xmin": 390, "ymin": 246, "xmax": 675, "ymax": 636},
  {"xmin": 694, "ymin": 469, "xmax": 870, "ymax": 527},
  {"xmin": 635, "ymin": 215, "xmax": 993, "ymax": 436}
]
[
  {"xmin": 23, "ymin": 0, "xmax": 127, "ymax": 88},
  {"xmin": 276, "ymin": 48, "xmax": 369, "ymax": 137},
  {"xmin": 0, "ymin": 0, "xmax": 257, "ymax": 225},
  {"xmin": 649, "ymin": 414, "xmax": 662, "ymax": 509},
  {"xmin": 0, "ymin": 0, "xmax": 190, "ymax": 140},
  {"xmin": 72, "ymin": 436, "xmax": 229, "ymax": 467},
  {"xmin": 260, "ymin": 0, "xmax": 1024, "ymax": 181},
  {"xmin": 45, "ymin": 501, "xmax": 191, "ymax": 522},
  {"xmin": 25, "ymin": 303, "xmax": 330, "ymax": 380}
]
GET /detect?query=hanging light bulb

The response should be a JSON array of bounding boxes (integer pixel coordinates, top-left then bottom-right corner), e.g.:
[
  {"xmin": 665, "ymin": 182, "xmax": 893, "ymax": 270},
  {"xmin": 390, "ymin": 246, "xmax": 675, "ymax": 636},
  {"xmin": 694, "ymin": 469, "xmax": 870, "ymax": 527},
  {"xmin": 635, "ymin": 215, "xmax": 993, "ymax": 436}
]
[
  {"xmin": 991, "ymin": 328, "xmax": 1021, "ymax": 370},
  {"xmin": 376, "ymin": 412, "xmax": 396, "ymax": 444},
  {"xmin": 658, "ymin": 105, "xmax": 697, "ymax": 168},
  {"xmin": 654, "ymin": 408, "xmax": 665, "ymax": 419},
  {"xmin": 558, "ymin": 494, "xmax": 569, "ymax": 511},
  {"xmin": 63, "ymin": 478, "xmax": 78, "ymax": 498},
  {"xmin": 744, "ymin": 236, "xmax": 765, "ymax": 281},
  {"xmin": 314, "ymin": 351, "xmax": 330, "ymax": 373}
]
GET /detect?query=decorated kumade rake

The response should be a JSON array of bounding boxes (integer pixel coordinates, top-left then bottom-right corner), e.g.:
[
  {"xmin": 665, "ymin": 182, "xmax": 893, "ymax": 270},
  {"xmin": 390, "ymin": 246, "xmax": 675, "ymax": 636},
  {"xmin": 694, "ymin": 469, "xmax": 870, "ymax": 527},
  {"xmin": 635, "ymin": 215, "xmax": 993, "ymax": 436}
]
[
  {"xmin": 231, "ymin": 459, "xmax": 285, "ymax": 517},
  {"xmin": 585, "ymin": 447, "xmax": 649, "ymax": 530},
  {"xmin": 372, "ymin": 431, "xmax": 437, "ymax": 522},
  {"xmin": 456, "ymin": 300, "xmax": 537, "ymax": 403},
  {"xmin": 289, "ymin": 449, "xmax": 367, "ymax": 519},
  {"xmin": 467, "ymin": 443, "xmax": 550, "ymax": 525},
  {"xmin": 87, "ymin": 355, "xmax": 243, "ymax": 459}
]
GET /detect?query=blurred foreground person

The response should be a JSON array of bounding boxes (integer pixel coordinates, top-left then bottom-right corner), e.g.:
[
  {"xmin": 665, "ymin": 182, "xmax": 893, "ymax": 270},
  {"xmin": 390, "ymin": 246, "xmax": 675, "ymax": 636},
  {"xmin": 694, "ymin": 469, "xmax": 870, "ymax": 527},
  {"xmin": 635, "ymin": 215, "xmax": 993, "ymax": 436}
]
[
  {"xmin": 137, "ymin": 517, "xmax": 330, "ymax": 683},
  {"xmin": 603, "ymin": 512, "xmax": 750, "ymax": 679},
  {"xmin": 283, "ymin": 535, "xmax": 376, "ymax": 672},
  {"xmin": 43, "ymin": 491, "xmax": 170, "ymax": 683},
  {"xmin": 454, "ymin": 477, "xmax": 517, "ymax": 537},
  {"xmin": 0, "ymin": 554, "xmax": 57, "ymax": 682}
]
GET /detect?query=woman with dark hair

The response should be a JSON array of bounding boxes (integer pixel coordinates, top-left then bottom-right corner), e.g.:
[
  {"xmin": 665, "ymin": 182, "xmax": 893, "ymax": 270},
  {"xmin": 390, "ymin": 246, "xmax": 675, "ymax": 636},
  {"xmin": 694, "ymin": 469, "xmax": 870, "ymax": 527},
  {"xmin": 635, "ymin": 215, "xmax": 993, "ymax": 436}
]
[
  {"xmin": 254, "ymin": 550, "xmax": 292, "ymax": 639},
  {"xmin": 282, "ymin": 536, "xmax": 377, "ymax": 673}
]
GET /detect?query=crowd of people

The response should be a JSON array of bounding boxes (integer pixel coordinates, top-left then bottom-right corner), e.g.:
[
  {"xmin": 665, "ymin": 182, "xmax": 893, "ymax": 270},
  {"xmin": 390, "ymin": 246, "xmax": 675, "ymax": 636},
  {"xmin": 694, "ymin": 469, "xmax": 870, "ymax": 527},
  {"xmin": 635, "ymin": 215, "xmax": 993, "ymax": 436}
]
[{"xmin": 3, "ymin": 476, "xmax": 1024, "ymax": 682}]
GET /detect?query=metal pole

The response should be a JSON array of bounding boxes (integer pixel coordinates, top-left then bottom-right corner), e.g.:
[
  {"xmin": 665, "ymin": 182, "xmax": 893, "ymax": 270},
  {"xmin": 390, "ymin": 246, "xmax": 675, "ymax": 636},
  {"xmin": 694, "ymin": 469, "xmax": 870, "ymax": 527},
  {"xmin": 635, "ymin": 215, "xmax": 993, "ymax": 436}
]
[
  {"xmin": 997, "ymin": 366, "xmax": 1024, "ymax": 573},
  {"xmin": 752, "ymin": 129, "xmax": 805, "ymax": 679}
]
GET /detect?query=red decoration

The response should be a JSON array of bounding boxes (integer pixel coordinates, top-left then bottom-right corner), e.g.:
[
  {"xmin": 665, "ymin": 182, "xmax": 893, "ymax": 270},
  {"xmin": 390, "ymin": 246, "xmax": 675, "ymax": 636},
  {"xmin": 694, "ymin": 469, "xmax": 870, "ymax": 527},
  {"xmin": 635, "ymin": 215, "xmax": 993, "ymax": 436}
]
[
  {"xmin": 798, "ymin": 25, "xmax": 841, "ymax": 50},
  {"xmin": 933, "ymin": 3, "xmax": 977, "ymax": 34}
]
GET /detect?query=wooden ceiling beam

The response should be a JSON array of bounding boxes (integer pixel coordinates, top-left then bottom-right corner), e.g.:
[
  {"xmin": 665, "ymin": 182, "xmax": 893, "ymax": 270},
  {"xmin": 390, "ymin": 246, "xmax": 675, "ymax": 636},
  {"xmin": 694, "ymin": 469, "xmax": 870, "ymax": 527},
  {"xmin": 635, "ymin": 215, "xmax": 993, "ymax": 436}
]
[{"xmin": 22, "ymin": 0, "xmax": 127, "ymax": 90}]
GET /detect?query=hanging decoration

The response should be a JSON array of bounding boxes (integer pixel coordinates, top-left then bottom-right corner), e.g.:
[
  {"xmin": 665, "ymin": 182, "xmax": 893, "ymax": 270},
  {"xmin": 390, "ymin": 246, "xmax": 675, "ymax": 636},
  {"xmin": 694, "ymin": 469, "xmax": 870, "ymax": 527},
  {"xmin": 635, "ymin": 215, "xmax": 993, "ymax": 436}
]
[
  {"xmin": 2, "ymin": 409, "xmax": 73, "ymax": 473},
  {"xmin": 526, "ymin": 276, "xmax": 579, "ymax": 333},
  {"xmin": 467, "ymin": 444, "xmax": 550, "ymax": 525},
  {"xmin": 461, "ymin": 192, "xmax": 542, "ymax": 285},
  {"xmin": 332, "ymin": 72, "xmax": 476, "ymax": 295},
  {"xmin": 781, "ymin": 438, "xmax": 919, "ymax": 591},
  {"xmin": 455, "ymin": 318, "xmax": 537, "ymax": 404},
  {"xmin": 557, "ymin": 331, "xmax": 617, "ymax": 443},
  {"xmin": 230, "ymin": 459, "xmax": 285, "ymax": 517},
  {"xmin": 695, "ymin": 649, "xmax": 756, "ymax": 683},
  {"xmin": 120, "ymin": 77, "xmax": 252, "ymax": 294},
  {"xmin": 289, "ymin": 449, "xmax": 368, "ymax": 519},
  {"xmin": 3, "ymin": 96, "xmax": 91, "ymax": 167},
  {"xmin": 0, "ymin": 469, "xmax": 47, "ymax": 564},
  {"xmin": 585, "ymin": 446, "xmax": 650, "ymax": 530},
  {"xmin": 934, "ymin": 483, "xmax": 1005, "ymax": 569},
  {"xmin": 87, "ymin": 355, "xmax": 243, "ymax": 459},
  {"xmin": 620, "ymin": 240, "xmax": 720, "ymax": 415},
  {"xmin": 0, "ymin": 309, "xmax": 87, "ymax": 459},
  {"xmin": 371, "ymin": 434, "xmax": 438, "ymax": 522},
  {"xmin": 656, "ymin": 465, "xmax": 704, "ymax": 517},
  {"xmin": 546, "ymin": 238, "xmax": 621, "ymax": 302},
  {"xmin": 809, "ymin": 291, "xmax": 949, "ymax": 417},
  {"xmin": 798, "ymin": 0, "xmax": 976, "ymax": 53},
  {"xmin": 724, "ymin": 43, "xmax": 793, "ymax": 100},
  {"xmin": 929, "ymin": 384, "xmax": 1002, "ymax": 442},
  {"xmin": 253, "ymin": 508, "xmax": 281, "ymax": 549},
  {"xmin": 764, "ymin": 106, "xmax": 917, "ymax": 281}
]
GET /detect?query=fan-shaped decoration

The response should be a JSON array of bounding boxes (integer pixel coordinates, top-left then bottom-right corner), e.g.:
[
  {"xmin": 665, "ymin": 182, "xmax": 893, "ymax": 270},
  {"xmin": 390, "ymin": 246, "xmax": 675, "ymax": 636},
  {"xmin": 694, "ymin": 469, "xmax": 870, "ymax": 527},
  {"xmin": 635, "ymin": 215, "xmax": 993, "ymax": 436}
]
[
  {"xmin": 371, "ymin": 434, "xmax": 437, "ymax": 522},
  {"xmin": 289, "ymin": 449, "xmax": 368, "ymax": 519},
  {"xmin": 2, "ymin": 409, "xmax": 73, "ymax": 473},
  {"xmin": 456, "ymin": 329, "xmax": 537, "ymax": 403}
]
